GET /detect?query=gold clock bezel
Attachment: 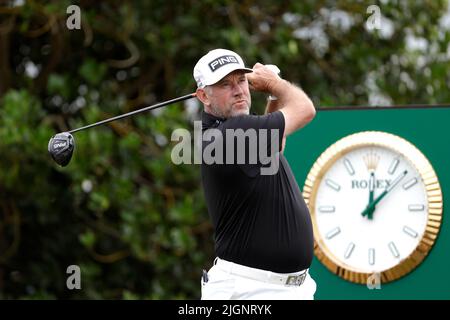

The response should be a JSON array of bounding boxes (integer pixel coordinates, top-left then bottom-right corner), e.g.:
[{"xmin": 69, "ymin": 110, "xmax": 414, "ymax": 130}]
[{"xmin": 302, "ymin": 131, "xmax": 443, "ymax": 284}]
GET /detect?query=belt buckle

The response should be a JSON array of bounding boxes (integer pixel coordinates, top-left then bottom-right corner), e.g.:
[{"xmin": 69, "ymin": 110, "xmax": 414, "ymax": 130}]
[{"xmin": 285, "ymin": 273, "xmax": 306, "ymax": 286}]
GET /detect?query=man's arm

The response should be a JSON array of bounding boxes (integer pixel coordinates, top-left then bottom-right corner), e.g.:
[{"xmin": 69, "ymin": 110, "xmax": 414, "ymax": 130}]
[
  {"xmin": 248, "ymin": 63, "xmax": 316, "ymax": 137},
  {"xmin": 264, "ymin": 65, "xmax": 282, "ymax": 115}
]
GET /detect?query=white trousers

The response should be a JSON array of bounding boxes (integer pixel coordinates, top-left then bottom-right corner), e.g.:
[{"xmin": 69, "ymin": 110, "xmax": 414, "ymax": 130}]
[{"xmin": 201, "ymin": 258, "xmax": 317, "ymax": 300}]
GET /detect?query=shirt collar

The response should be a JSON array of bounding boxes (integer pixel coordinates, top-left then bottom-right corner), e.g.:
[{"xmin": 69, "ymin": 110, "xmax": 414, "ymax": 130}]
[{"xmin": 201, "ymin": 111, "xmax": 226, "ymax": 129}]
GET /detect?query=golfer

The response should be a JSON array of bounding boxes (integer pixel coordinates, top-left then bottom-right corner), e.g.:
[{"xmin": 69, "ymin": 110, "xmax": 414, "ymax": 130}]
[{"xmin": 194, "ymin": 48, "xmax": 316, "ymax": 300}]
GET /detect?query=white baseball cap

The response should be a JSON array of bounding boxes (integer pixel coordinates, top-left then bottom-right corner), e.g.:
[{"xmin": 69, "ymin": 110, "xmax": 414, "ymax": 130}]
[{"xmin": 193, "ymin": 49, "xmax": 253, "ymax": 88}]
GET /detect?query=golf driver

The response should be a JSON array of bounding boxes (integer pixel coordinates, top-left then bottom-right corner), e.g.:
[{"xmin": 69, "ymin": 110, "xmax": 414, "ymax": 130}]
[{"xmin": 48, "ymin": 93, "xmax": 196, "ymax": 166}]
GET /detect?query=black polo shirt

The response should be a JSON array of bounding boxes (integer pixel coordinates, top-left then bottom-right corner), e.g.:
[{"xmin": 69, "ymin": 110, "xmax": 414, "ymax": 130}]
[{"xmin": 201, "ymin": 110, "xmax": 313, "ymax": 273}]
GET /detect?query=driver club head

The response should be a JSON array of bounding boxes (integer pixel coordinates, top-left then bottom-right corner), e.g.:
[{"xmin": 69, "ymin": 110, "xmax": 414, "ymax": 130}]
[{"xmin": 48, "ymin": 132, "xmax": 75, "ymax": 167}]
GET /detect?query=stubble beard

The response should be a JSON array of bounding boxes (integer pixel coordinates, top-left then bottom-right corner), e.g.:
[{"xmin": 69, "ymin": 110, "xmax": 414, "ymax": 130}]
[{"xmin": 210, "ymin": 101, "xmax": 251, "ymax": 119}]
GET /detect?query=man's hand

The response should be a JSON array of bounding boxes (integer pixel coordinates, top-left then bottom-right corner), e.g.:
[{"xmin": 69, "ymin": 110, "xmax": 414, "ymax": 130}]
[
  {"xmin": 247, "ymin": 63, "xmax": 282, "ymax": 94},
  {"xmin": 247, "ymin": 62, "xmax": 315, "ymax": 137}
]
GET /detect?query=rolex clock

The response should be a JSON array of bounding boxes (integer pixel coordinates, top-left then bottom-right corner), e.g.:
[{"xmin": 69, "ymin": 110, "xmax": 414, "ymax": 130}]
[{"xmin": 302, "ymin": 131, "xmax": 443, "ymax": 284}]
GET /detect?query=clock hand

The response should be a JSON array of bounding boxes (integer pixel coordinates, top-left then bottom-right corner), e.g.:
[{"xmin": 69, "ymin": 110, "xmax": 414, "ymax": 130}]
[
  {"xmin": 367, "ymin": 171, "xmax": 375, "ymax": 220},
  {"xmin": 362, "ymin": 170, "xmax": 408, "ymax": 218}
]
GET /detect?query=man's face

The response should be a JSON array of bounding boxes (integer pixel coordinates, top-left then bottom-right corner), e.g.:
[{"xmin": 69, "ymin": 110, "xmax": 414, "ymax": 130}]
[{"xmin": 202, "ymin": 70, "xmax": 251, "ymax": 118}]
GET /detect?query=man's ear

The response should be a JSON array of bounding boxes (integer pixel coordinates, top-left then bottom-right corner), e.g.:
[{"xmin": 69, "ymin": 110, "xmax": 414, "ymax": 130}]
[{"xmin": 196, "ymin": 88, "xmax": 210, "ymax": 106}]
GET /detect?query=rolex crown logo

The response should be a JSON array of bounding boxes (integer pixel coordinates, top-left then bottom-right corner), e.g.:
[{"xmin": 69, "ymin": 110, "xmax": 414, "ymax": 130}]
[{"xmin": 364, "ymin": 152, "xmax": 380, "ymax": 171}]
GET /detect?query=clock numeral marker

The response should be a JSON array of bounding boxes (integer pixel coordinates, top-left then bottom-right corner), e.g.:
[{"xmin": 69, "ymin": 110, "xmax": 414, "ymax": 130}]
[
  {"xmin": 344, "ymin": 242, "xmax": 355, "ymax": 259},
  {"xmin": 403, "ymin": 226, "xmax": 418, "ymax": 238},
  {"xmin": 325, "ymin": 179, "xmax": 341, "ymax": 191},
  {"xmin": 343, "ymin": 158, "xmax": 355, "ymax": 176},
  {"xmin": 408, "ymin": 204, "xmax": 425, "ymax": 211},
  {"xmin": 388, "ymin": 241, "xmax": 400, "ymax": 258},
  {"xmin": 326, "ymin": 227, "xmax": 341, "ymax": 239},
  {"xmin": 403, "ymin": 177, "xmax": 418, "ymax": 190},
  {"xmin": 388, "ymin": 158, "xmax": 400, "ymax": 175},
  {"xmin": 369, "ymin": 248, "xmax": 375, "ymax": 265},
  {"xmin": 319, "ymin": 206, "xmax": 335, "ymax": 213}
]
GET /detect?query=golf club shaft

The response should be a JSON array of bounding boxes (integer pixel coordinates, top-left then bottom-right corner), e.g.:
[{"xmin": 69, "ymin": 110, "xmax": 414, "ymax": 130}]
[{"xmin": 68, "ymin": 93, "xmax": 197, "ymax": 134}]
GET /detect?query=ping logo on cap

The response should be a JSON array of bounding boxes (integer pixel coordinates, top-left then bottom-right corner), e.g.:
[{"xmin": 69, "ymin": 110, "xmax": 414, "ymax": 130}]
[{"xmin": 208, "ymin": 55, "xmax": 239, "ymax": 72}]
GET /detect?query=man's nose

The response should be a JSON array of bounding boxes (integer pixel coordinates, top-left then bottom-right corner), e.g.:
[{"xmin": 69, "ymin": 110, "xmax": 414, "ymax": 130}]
[{"xmin": 232, "ymin": 82, "xmax": 245, "ymax": 96}]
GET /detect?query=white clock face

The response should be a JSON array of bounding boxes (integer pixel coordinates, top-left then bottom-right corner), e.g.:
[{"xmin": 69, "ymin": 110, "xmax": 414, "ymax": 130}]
[{"xmin": 314, "ymin": 146, "xmax": 428, "ymax": 273}]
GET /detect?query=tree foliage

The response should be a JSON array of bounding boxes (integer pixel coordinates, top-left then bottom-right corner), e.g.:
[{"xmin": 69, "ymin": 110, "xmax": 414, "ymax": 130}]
[{"xmin": 0, "ymin": 0, "xmax": 449, "ymax": 299}]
